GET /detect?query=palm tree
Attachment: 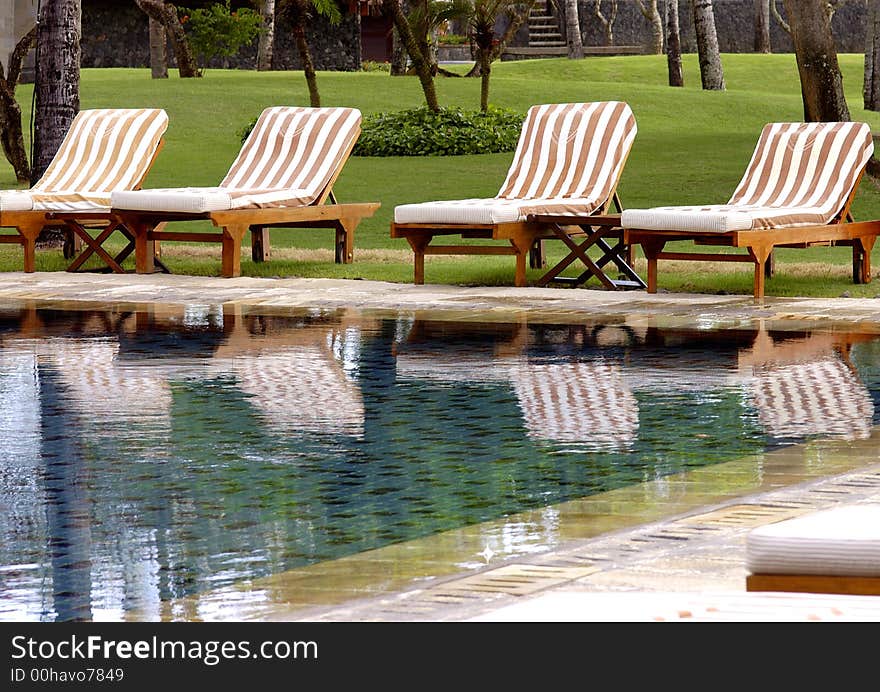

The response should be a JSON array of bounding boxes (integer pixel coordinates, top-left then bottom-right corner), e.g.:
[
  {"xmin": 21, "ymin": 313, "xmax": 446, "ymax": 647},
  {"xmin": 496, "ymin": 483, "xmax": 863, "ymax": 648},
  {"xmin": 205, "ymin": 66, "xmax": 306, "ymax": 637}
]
[
  {"xmin": 691, "ymin": 0, "xmax": 725, "ymax": 90},
  {"xmin": 0, "ymin": 26, "xmax": 36, "ymax": 184},
  {"xmin": 279, "ymin": 0, "xmax": 340, "ymax": 107},
  {"xmin": 782, "ymin": 0, "xmax": 849, "ymax": 121},
  {"xmin": 134, "ymin": 0, "xmax": 201, "ymax": 77},
  {"xmin": 383, "ymin": 0, "xmax": 441, "ymax": 111},
  {"xmin": 465, "ymin": 0, "xmax": 537, "ymax": 111},
  {"xmin": 257, "ymin": 0, "xmax": 277, "ymax": 70},
  {"xmin": 33, "ymin": 0, "xmax": 80, "ymax": 250}
]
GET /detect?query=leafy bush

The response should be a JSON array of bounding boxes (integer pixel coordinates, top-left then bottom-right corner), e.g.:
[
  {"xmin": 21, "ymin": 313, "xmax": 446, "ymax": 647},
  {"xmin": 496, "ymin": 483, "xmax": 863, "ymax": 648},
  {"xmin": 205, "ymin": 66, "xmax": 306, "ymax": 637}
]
[
  {"xmin": 438, "ymin": 33, "xmax": 469, "ymax": 45},
  {"xmin": 181, "ymin": 1, "xmax": 263, "ymax": 69},
  {"xmin": 352, "ymin": 107, "xmax": 525, "ymax": 157},
  {"xmin": 362, "ymin": 60, "xmax": 391, "ymax": 72}
]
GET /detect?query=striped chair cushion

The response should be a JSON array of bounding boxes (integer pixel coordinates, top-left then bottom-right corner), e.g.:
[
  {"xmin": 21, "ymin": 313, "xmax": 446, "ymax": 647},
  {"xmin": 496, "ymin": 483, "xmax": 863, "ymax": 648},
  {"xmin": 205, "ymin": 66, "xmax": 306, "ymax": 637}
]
[
  {"xmin": 0, "ymin": 190, "xmax": 35, "ymax": 212},
  {"xmin": 511, "ymin": 361, "xmax": 639, "ymax": 449},
  {"xmin": 622, "ymin": 121, "xmax": 874, "ymax": 232},
  {"xmin": 28, "ymin": 108, "xmax": 169, "ymax": 212},
  {"xmin": 393, "ymin": 196, "xmax": 609, "ymax": 225},
  {"xmin": 113, "ymin": 106, "xmax": 361, "ymax": 212},
  {"xmin": 749, "ymin": 356, "xmax": 874, "ymax": 441},
  {"xmin": 746, "ymin": 504, "xmax": 880, "ymax": 577},
  {"xmin": 393, "ymin": 101, "xmax": 637, "ymax": 225}
]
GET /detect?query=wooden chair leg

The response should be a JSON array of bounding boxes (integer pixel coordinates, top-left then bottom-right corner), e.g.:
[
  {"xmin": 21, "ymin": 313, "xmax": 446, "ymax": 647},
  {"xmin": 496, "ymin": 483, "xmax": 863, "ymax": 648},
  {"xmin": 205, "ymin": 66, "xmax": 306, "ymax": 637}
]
[
  {"xmin": 251, "ymin": 225, "xmax": 270, "ymax": 262},
  {"xmin": 640, "ymin": 240, "xmax": 665, "ymax": 294},
  {"xmin": 764, "ymin": 249, "xmax": 775, "ymax": 279},
  {"xmin": 854, "ymin": 237, "xmax": 874, "ymax": 284},
  {"xmin": 221, "ymin": 225, "xmax": 247, "ymax": 278},
  {"xmin": 334, "ymin": 217, "xmax": 356, "ymax": 264},
  {"xmin": 406, "ymin": 236, "xmax": 430, "ymax": 285},
  {"xmin": 17, "ymin": 222, "xmax": 43, "ymax": 273},
  {"xmin": 748, "ymin": 243, "xmax": 773, "ymax": 299},
  {"xmin": 529, "ymin": 239, "xmax": 545, "ymax": 269}
]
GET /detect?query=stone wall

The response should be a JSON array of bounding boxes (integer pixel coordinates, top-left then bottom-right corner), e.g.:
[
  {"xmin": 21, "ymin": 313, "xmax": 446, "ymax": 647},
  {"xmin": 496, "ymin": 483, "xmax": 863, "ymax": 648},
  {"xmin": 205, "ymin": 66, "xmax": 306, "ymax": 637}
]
[
  {"xmin": 80, "ymin": 0, "xmax": 362, "ymax": 72},
  {"xmin": 555, "ymin": 0, "xmax": 866, "ymax": 54}
]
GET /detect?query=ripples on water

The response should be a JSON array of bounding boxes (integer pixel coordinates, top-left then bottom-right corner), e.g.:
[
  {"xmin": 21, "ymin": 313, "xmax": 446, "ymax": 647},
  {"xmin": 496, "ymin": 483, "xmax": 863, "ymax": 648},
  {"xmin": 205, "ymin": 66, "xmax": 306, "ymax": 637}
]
[{"xmin": 0, "ymin": 305, "xmax": 878, "ymax": 621}]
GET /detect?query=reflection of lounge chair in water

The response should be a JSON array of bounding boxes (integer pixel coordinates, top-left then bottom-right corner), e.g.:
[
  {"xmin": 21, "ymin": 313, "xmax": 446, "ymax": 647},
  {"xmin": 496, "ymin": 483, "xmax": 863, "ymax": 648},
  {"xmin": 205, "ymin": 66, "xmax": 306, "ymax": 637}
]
[
  {"xmin": 209, "ymin": 318, "xmax": 365, "ymax": 437},
  {"xmin": 395, "ymin": 321, "xmax": 639, "ymax": 450},
  {"xmin": 510, "ymin": 361, "xmax": 639, "ymax": 450},
  {"xmin": 46, "ymin": 339, "xmax": 172, "ymax": 425},
  {"xmin": 737, "ymin": 331, "xmax": 875, "ymax": 441}
]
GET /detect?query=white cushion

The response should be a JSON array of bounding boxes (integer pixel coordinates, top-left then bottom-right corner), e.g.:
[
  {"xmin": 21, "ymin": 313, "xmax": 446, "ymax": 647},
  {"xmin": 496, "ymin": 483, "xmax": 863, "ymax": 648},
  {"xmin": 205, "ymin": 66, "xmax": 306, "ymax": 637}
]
[
  {"xmin": 622, "ymin": 206, "xmax": 754, "ymax": 233},
  {"xmin": 746, "ymin": 504, "xmax": 880, "ymax": 577},
  {"xmin": 112, "ymin": 187, "xmax": 234, "ymax": 213},
  {"xmin": 394, "ymin": 198, "xmax": 524, "ymax": 225},
  {"xmin": 0, "ymin": 190, "xmax": 34, "ymax": 212}
]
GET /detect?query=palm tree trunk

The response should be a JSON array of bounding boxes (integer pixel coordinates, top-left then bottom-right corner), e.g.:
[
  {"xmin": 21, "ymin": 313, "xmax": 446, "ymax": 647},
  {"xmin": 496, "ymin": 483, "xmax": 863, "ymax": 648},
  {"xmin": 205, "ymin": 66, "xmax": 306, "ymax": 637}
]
[
  {"xmin": 135, "ymin": 0, "xmax": 201, "ymax": 78},
  {"xmin": 148, "ymin": 17, "xmax": 168, "ymax": 78},
  {"xmin": 257, "ymin": 0, "xmax": 276, "ymax": 71},
  {"xmin": 691, "ymin": 0, "xmax": 725, "ymax": 90},
  {"xmin": 292, "ymin": 19, "xmax": 320, "ymax": 107},
  {"xmin": 666, "ymin": 0, "xmax": 683, "ymax": 87},
  {"xmin": 865, "ymin": 0, "xmax": 880, "ymax": 110},
  {"xmin": 33, "ymin": 0, "xmax": 80, "ymax": 183},
  {"xmin": 754, "ymin": 0, "xmax": 771, "ymax": 53},
  {"xmin": 479, "ymin": 50, "xmax": 491, "ymax": 112},
  {"xmin": 383, "ymin": 0, "xmax": 439, "ymax": 112},
  {"xmin": 33, "ymin": 0, "xmax": 81, "ymax": 247},
  {"xmin": 783, "ymin": 0, "xmax": 849, "ymax": 121},
  {"xmin": 0, "ymin": 26, "xmax": 36, "ymax": 183},
  {"xmin": 564, "ymin": 0, "xmax": 584, "ymax": 59}
]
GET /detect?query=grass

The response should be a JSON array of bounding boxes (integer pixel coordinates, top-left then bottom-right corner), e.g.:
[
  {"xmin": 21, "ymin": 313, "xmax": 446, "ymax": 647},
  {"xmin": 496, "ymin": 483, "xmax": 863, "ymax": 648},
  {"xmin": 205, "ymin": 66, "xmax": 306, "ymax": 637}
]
[{"xmin": 4, "ymin": 53, "xmax": 880, "ymax": 297}]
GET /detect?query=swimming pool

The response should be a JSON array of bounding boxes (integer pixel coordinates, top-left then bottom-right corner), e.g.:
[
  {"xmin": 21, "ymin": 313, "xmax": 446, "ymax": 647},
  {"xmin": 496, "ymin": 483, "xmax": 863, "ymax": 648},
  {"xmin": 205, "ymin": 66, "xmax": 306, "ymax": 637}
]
[{"xmin": 1, "ymin": 304, "xmax": 878, "ymax": 621}]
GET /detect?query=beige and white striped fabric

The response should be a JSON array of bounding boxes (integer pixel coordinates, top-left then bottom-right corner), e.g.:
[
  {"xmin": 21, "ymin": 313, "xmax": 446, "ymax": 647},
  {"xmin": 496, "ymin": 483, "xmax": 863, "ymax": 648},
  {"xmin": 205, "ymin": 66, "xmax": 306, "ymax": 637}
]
[
  {"xmin": 46, "ymin": 339, "xmax": 173, "ymax": 425},
  {"xmin": 211, "ymin": 346, "xmax": 365, "ymax": 437},
  {"xmin": 112, "ymin": 107, "xmax": 362, "ymax": 213},
  {"xmin": 622, "ymin": 121, "xmax": 874, "ymax": 232},
  {"xmin": 749, "ymin": 356, "xmax": 874, "ymax": 441},
  {"xmin": 510, "ymin": 361, "xmax": 639, "ymax": 450},
  {"xmin": 0, "ymin": 109, "xmax": 169, "ymax": 213},
  {"xmin": 393, "ymin": 101, "xmax": 637, "ymax": 224}
]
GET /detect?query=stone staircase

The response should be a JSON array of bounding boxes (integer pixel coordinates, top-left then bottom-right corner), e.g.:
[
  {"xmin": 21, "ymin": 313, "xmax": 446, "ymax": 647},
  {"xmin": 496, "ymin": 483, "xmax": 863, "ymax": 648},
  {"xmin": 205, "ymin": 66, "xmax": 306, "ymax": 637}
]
[
  {"xmin": 504, "ymin": 3, "xmax": 567, "ymax": 59},
  {"xmin": 528, "ymin": 4, "xmax": 566, "ymax": 50}
]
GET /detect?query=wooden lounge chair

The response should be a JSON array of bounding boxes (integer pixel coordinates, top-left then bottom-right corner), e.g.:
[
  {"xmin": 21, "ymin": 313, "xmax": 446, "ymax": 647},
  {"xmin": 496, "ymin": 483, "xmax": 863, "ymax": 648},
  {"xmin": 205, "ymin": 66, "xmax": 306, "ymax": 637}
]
[
  {"xmin": 621, "ymin": 121, "xmax": 880, "ymax": 298},
  {"xmin": 96, "ymin": 106, "xmax": 380, "ymax": 278},
  {"xmin": 0, "ymin": 108, "xmax": 169, "ymax": 272},
  {"xmin": 746, "ymin": 504, "xmax": 880, "ymax": 596},
  {"xmin": 391, "ymin": 101, "xmax": 638, "ymax": 287}
]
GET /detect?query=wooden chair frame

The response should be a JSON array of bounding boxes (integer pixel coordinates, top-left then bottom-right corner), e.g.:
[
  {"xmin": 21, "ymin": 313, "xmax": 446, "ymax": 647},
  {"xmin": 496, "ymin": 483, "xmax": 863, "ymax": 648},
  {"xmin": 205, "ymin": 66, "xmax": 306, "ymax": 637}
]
[
  {"xmin": 746, "ymin": 573, "xmax": 880, "ymax": 596},
  {"xmin": 0, "ymin": 140, "xmax": 166, "ymax": 273},
  {"xmin": 622, "ymin": 168, "xmax": 879, "ymax": 299},
  {"xmin": 51, "ymin": 129, "xmax": 379, "ymax": 277},
  {"xmin": 391, "ymin": 163, "xmax": 633, "ymax": 288}
]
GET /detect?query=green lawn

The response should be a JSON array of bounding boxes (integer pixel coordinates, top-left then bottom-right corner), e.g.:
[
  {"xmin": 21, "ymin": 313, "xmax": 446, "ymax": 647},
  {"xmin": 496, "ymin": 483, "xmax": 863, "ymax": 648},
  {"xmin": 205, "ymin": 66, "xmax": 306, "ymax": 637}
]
[{"xmin": 3, "ymin": 53, "xmax": 880, "ymax": 297}]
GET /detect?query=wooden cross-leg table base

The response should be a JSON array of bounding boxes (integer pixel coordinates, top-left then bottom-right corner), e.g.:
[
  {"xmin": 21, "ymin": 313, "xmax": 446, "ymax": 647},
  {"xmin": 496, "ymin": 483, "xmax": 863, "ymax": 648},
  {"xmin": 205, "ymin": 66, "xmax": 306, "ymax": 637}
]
[{"xmin": 528, "ymin": 215, "xmax": 646, "ymax": 290}]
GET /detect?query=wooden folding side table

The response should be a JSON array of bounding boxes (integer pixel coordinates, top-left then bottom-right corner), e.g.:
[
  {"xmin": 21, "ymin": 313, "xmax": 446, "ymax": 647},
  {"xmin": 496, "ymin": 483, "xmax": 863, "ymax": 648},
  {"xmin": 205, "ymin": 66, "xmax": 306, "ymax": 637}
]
[{"xmin": 527, "ymin": 213, "xmax": 646, "ymax": 290}]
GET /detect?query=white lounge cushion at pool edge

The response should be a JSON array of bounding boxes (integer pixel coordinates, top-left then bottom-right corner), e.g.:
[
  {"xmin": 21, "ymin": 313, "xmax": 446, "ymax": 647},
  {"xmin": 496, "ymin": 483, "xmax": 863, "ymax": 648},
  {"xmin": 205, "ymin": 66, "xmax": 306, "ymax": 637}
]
[
  {"xmin": 746, "ymin": 504, "xmax": 880, "ymax": 577},
  {"xmin": 0, "ymin": 190, "xmax": 34, "ymax": 212},
  {"xmin": 394, "ymin": 198, "xmax": 526, "ymax": 225},
  {"xmin": 112, "ymin": 188, "xmax": 236, "ymax": 213},
  {"xmin": 622, "ymin": 207, "xmax": 754, "ymax": 232}
]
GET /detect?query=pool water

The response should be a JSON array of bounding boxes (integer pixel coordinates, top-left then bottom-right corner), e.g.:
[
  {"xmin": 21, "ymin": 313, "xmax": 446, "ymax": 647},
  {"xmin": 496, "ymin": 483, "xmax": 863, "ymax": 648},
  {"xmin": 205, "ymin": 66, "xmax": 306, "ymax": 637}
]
[{"xmin": 1, "ymin": 305, "xmax": 878, "ymax": 621}]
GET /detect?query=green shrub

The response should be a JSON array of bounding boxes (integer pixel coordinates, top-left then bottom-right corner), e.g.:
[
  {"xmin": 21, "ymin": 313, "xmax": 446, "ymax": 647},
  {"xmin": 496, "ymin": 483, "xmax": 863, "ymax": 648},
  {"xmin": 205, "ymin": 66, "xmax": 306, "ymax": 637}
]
[
  {"xmin": 438, "ymin": 33, "xmax": 469, "ymax": 45},
  {"xmin": 181, "ymin": 1, "xmax": 263, "ymax": 69},
  {"xmin": 352, "ymin": 106, "xmax": 525, "ymax": 157},
  {"xmin": 362, "ymin": 60, "xmax": 391, "ymax": 72}
]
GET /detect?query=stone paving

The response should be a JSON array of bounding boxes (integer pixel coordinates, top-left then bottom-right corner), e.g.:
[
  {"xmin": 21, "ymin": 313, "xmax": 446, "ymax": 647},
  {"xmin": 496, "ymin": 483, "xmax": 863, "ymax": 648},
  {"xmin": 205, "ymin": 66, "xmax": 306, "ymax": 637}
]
[{"xmin": 3, "ymin": 271, "xmax": 879, "ymax": 621}]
